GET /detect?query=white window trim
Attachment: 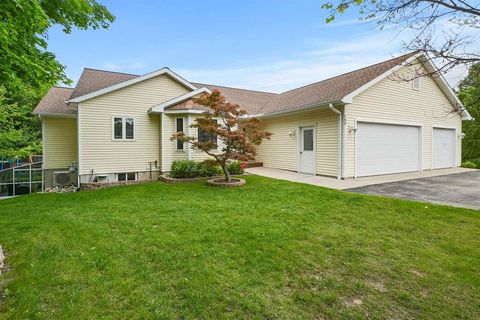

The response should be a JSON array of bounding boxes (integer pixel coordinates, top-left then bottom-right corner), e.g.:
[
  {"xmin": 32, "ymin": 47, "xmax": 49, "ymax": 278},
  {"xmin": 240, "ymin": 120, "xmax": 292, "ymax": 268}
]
[
  {"xmin": 175, "ymin": 117, "xmax": 185, "ymax": 151},
  {"xmin": 112, "ymin": 116, "xmax": 136, "ymax": 141},
  {"xmin": 116, "ymin": 172, "xmax": 138, "ymax": 182}
]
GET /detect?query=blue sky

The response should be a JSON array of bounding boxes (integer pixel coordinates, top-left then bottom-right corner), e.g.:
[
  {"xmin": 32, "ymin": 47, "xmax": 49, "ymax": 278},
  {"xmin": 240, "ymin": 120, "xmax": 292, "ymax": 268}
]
[{"xmin": 48, "ymin": 0, "xmax": 466, "ymax": 92}]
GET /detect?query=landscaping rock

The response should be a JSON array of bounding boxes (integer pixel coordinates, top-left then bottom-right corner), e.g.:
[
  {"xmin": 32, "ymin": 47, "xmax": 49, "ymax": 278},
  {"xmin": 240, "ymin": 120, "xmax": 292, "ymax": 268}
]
[
  {"xmin": 207, "ymin": 178, "xmax": 246, "ymax": 187},
  {"xmin": 45, "ymin": 185, "xmax": 78, "ymax": 193}
]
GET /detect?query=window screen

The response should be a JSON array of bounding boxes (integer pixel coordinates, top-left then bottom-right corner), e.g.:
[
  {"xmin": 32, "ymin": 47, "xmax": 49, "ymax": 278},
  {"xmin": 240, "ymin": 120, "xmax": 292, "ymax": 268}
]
[
  {"xmin": 176, "ymin": 118, "xmax": 184, "ymax": 150},
  {"xmin": 125, "ymin": 118, "xmax": 134, "ymax": 139},
  {"xmin": 114, "ymin": 117, "xmax": 123, "ymax": 139},
  {"xmin": 303, "ymin": 129, "xmax": 314, "ymax": 151}
]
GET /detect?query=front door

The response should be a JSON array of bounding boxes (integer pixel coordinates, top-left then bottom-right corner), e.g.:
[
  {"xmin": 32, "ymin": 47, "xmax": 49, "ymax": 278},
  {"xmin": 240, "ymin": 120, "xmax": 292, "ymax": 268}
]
[{"xmin": 299, "ymin": 126, "xmax": 315, "ymax": 174}]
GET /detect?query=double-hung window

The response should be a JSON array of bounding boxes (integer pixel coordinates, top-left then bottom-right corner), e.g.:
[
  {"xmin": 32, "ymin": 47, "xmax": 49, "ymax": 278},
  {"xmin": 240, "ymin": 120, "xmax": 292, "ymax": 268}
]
[
  {"xmin": 113, "ymin": 117, "xmax": 135, "ymax": 140},
  {"xmin": 176, "ymin": 117, "xmax": 184, "ymax": 150}
]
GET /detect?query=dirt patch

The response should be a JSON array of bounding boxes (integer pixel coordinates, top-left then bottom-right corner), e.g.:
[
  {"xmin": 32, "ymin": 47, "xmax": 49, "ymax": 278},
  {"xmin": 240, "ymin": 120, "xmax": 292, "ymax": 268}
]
[
  {"xmin": 411, "ymin": 269, "xmax": 425, "ymax": 278},
  {"xmin": 367, "ymin": 281, "xmax": 388, "ymax": 293},
  {"xmin": 345, "ymin": 297, "xmax": 363, "ymax": 307}
]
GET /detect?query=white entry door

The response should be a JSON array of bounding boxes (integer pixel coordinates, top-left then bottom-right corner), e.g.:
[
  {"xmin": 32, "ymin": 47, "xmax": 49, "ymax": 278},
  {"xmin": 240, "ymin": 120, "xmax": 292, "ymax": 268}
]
[
  {"xmin": 299, "ymin": 126, "xmax": 315, "ymax": 174},
  {"xmin": 433, "ymin": 128, "xmax": 456, "ymax": 169},
  {"xmin": 356, "ymin": 122, "xmax": 421, "ymax": 177}
]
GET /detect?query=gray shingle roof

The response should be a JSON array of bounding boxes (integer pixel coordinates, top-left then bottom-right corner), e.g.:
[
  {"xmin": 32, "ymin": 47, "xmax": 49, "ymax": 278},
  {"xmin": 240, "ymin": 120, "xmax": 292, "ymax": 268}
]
[
  {"xmin": 33, "ymin": 53, "xmax": 416, "ymax": 116},
  {"xmin": 33, "ymin": 87, "xmax": 75, "ymax": 115}
]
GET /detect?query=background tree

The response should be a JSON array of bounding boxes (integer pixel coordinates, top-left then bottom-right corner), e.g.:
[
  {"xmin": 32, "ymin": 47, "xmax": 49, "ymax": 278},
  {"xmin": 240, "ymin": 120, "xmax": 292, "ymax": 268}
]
[
  {"xmin": 171, "ymin": 90, "xmax": 272, "ymax": 182},
  {"xmin": 321, "ymin": 0, "xmax": 480, "ymax": 74},
  {"xmin": 458, "ymin": 63, "xmax": 480, "ymax": 165},
  {"xmin": 0, "ymin": 0, "xmax": 114, "ymax": 159}
]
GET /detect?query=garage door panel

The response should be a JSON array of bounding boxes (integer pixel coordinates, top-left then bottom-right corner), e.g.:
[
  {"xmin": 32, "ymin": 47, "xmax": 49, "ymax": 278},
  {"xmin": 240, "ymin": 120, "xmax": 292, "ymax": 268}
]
[
  {"xmin": 357, "ymin": 122, "xmax": 420, "ymax": 177},
  {"xmin": 433, "ymin": 128, "xmax": 455, "ymax": 169}
]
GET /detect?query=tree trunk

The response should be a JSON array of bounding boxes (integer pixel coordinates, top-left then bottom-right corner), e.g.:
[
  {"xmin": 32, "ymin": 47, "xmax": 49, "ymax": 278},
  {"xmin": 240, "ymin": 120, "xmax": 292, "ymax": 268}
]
[{"xmin": 221, "ymin": 163, "xmax": 231, "ymax": 182}]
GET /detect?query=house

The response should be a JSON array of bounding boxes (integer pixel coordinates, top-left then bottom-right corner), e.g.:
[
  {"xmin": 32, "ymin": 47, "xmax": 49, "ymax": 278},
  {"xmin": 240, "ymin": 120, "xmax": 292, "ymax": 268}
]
[{"xmin": 33, "ymin": 52, "xmax": 472, "ymax": 187}]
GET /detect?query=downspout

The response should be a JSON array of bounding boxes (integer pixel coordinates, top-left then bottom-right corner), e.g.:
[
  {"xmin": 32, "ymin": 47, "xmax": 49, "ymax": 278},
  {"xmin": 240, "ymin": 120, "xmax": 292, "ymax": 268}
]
[{"xmin": 329, "ymin": 103, "xmax": 342, "ymax": 180}]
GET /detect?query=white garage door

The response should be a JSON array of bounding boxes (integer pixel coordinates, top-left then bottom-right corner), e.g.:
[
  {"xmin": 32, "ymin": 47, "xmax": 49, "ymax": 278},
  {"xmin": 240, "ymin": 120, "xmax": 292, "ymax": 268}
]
[
  {"xmin": 357, "ymin": 122, "xmax": 421, "ymax": 177},
  {"xmin": 432, "ymin": 128, "xmax": 455, "ymax": 169}
]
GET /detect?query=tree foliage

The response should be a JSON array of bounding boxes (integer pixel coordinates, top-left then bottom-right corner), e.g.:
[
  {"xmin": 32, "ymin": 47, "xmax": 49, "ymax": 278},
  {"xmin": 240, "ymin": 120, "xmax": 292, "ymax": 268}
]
[
  {"xmin": 458, "ymin": 63, "xmax": 480, "ymax": 162},
  {"xmin": 0, "ymin": 0, "xmax": 115, "ymax": 93},
  {"xmin": 171, "ymin": 90, "xmax": 272, "ymax": 182},
  {"xmin": 321, "ymin": 0, "xmax": 480, "ymax": 74},
  {"xmin": 0, "ymin": 0, "xmax": 114, "ymax": 159}
]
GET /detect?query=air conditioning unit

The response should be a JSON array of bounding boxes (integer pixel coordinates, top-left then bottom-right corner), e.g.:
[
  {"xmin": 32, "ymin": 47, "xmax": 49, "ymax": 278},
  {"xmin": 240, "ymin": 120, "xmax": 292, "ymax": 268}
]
[{"xmin": 53, "ymin": 171, "xmax": 76, "ymax": 186}]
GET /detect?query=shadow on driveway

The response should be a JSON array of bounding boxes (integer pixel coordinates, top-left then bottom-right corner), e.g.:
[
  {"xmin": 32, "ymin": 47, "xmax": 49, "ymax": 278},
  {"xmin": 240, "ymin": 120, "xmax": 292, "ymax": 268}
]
[{"xmin": 346, "ymin": 171, "xmax": 480, "ymax": 210}]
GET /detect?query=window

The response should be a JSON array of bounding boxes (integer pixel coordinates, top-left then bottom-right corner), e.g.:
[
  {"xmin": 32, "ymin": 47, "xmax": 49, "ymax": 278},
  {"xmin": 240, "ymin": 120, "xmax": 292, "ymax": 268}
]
[
  {"xmin": 198, "ymin": 120, "xmax": 217, "ymax": 147},
  {"xmin": 303, "ymin": 129, "xmax": 314, "ymax": 151},
  {"xmin": 118, "ymin": 172, "xmax": 136, "ymax": 182},
  {"xmin": 176, "ymin": 117, "xmax": 184, "ymax": 150},
  {"xmin": 412, "ymin": 70, "xmax": 420, "ymax": 90},
  {"xmin": 113, "ymin": 117, "xmax": 135, "ymax": 140}
]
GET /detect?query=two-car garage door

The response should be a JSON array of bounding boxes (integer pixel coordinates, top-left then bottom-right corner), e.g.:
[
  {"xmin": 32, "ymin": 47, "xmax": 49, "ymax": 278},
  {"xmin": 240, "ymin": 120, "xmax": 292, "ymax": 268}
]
[
  {"xmin": 356, "ymin": 122, "xmax": 456, "ymax": 177},
  {"xmin": 356, "ymin": 122, "xmax": 421, "ymax": 177}
]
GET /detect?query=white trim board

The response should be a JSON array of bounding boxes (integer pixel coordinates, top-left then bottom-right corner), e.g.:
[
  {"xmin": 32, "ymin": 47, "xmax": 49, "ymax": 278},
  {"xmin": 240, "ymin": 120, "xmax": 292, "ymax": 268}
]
[
  {"xmin": 150, "ymin": 87, "xmax": 212, "ymax": 114},
  {"xmin": 68, "ymin": 68, "xmax": 198, "ymax": 103}
]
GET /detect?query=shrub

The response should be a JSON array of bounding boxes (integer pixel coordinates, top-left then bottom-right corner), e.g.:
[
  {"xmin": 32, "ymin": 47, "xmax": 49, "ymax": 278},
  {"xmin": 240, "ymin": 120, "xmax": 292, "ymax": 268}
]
[
  {"xmin": 462, "ymin": 160, "xmax": 479, "ymax": 169},
  {"xmin": 169, "ymin": 160, "xmax": 222, "ymax": 179},
  {"xmin": 170, "ymin": 160, "xmax": 199, "ymax": 178},
  {"xmin": 199, "ymin": 159, "xmax": 222, "ymax": 177},
  {"xmin": 227, "ymin": 160, "xmax": 244, "ymax": 175}
]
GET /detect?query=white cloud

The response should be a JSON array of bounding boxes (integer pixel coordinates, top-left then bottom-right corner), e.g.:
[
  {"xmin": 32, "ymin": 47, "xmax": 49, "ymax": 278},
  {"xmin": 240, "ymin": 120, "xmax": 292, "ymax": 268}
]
[{"xmin": 179, "ymin": 30, "xmax": 405, "ymax": 92}]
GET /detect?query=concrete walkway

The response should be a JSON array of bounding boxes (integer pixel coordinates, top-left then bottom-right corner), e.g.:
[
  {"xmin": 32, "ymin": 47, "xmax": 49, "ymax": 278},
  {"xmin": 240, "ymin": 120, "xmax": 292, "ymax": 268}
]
[{"xmin": 245, "ymin": 167, "xmax": 476, "ymax": 190}]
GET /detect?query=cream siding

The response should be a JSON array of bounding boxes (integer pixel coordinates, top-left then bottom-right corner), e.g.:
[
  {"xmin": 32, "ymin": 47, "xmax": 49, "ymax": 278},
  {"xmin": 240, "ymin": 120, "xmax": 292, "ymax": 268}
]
[
  {"xmin": 162, "ymin": 114, "xmax": 222, "ymax": 171},
  {"xmin": 256, "ymin": 108, "xmax": 339, "ymax": 177},
  {"xmin": 78, "ymin": 74, "xmax": 190, "ymax": 175},
  {"xmin": 43, "ymin": 117, "xmax": 77, "ymax": 169},
  {"xmin": 345, "ymin": 63, "xmax": 462, "ymax": 177}
]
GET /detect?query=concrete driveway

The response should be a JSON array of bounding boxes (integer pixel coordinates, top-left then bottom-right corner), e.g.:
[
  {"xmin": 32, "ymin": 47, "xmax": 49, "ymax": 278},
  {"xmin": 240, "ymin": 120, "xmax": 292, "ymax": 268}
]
[{"xmin": 346, "ymin": 171, "xmax": 480, "ymax": 210}]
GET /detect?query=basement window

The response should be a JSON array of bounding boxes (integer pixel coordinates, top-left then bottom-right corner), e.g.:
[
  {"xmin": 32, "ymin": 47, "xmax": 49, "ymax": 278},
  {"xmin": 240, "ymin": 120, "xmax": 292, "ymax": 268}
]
[{"xmin": 117, "ymin": 172, "xmax": 137, "ymax": 182}]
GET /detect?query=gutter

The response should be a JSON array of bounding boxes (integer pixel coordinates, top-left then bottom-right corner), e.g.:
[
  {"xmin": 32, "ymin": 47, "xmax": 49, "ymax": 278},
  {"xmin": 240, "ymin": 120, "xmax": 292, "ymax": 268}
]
[
  {"xmin": 328, "ymin": 103, "xmax": 343, "ymax": 180},
  {"xmin": 257, "ymin": 100, "xmax": 343, "ymax": 119}
]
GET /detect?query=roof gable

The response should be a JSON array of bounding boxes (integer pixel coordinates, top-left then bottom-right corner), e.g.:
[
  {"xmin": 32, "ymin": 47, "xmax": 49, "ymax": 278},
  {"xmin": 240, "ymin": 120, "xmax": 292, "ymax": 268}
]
[{"xmin": 68, "ymin": 68, "xmax": 197, "ymax": 103}]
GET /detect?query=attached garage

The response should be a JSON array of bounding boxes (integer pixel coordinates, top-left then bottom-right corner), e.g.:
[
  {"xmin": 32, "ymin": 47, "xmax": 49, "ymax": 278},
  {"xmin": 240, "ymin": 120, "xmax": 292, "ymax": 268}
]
[
  {"xmin": 356, "ymin": 122, "xmax": 421, "ymax": 177},
  {"xmin": 432, "ymin": 127, "xmax": 456, "ymax": 169}
]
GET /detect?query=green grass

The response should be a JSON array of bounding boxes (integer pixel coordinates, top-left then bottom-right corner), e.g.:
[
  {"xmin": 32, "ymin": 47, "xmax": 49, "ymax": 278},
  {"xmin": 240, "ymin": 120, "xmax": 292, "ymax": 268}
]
[{"xmin": 0, "ymin": 175, "xmax": 479, "ymax": 319}]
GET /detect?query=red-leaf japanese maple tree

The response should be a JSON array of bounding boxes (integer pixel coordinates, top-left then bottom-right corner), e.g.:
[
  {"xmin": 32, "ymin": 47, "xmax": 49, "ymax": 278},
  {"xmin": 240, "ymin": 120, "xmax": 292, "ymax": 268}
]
[{"xmin": 171, "ymin": 90, "xmax": 272, "ymax": 182}]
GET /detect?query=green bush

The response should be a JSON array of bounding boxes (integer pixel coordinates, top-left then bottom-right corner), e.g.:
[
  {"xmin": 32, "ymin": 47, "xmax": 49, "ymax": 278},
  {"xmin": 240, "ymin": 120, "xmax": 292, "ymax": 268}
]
[
  {"xmin": 462, "ymin": 161, "xmax": 477, "ymax": 168},
  {"xmin": 170, "ymin": 160, "xmax": 222, "ymax": 179},
  {"xmin": 227, "ymin": 160, "xmax": 244, "ymax": 175},
  {"xmin": 462, "ymin": 158, "xmax": 480, "ymax": 169}
]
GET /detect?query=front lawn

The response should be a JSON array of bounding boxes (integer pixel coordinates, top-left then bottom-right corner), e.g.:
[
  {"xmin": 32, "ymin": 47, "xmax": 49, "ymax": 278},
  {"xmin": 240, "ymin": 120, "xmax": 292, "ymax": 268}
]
[{"xmin": 0, "ymin": 176, "xmax": 479, "ymax": 319}]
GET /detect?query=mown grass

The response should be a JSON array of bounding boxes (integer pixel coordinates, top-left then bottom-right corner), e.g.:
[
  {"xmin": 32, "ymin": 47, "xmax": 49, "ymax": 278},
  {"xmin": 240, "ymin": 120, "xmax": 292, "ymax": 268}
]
[{"xmin": 0, "ymin": 175, "xmax": 479, "ymax": 319}]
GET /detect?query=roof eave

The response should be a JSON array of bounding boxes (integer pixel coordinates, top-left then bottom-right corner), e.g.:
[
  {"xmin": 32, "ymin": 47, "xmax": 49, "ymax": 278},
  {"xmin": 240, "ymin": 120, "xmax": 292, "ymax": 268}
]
[
  {"xmin": 149, "ymin": 87, "xmax": 212, "ymax": 114},
  {"xmin": 258, "ymin": 100, "xmax": 344, "ymax": 119},
  {"xmin": 68, "ymin": 68, "xmax": 198, "ymax": 103}
]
